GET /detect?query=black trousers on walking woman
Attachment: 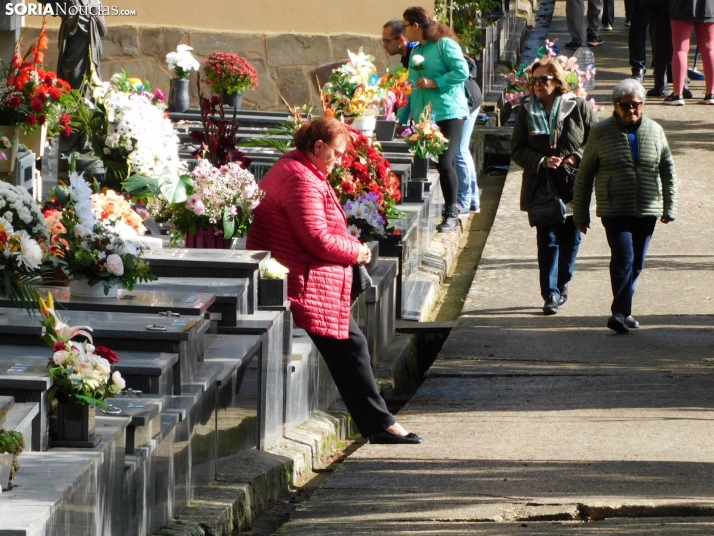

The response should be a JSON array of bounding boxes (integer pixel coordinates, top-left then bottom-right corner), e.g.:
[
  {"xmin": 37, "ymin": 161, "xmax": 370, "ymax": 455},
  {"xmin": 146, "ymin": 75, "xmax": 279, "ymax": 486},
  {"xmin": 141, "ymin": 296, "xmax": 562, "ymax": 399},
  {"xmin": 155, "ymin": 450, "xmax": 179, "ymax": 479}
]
[
  {"xmin": 435, "ymin": 118, "xmax": 465, "ymax": 206},
  {"xmin": 308, "ymin": 316, "xmax": 396, "ymax": 437}
]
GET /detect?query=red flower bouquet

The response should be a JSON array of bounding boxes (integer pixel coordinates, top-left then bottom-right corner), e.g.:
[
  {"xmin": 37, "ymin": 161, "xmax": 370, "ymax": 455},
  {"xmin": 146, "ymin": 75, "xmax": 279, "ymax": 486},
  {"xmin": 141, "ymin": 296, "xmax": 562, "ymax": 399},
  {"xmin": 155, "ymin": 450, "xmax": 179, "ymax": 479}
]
[
  {"xmin": 202, "ymin": 51, "xmax": 259, "ymax": 97},
  {"xmin": 328, "ymin": 128, "xmax": 403, "ymax": 241},
  {"xmin": 0, "ymin": 21, "xmax": 71, "ymax": 134}
]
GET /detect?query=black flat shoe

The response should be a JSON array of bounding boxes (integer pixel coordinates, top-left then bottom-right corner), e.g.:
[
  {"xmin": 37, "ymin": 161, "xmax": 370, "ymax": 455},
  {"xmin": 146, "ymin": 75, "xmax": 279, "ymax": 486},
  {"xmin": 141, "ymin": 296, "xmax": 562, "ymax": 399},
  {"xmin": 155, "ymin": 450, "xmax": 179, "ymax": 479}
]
[
  {"xmin": 369, "ymin": 430, "xmax": 423, "ymax": 444},
  {"xmin": 607, "ymin": 314, "xmax": 630, "ymax": 334}
]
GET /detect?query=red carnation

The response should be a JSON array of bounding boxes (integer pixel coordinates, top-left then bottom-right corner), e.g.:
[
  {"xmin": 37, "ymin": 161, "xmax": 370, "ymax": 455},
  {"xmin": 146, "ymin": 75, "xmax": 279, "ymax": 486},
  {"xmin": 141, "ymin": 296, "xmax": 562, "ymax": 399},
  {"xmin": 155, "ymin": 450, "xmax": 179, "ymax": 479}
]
[
  {"xmin": 7, "ymin": 95, "xmax": 21, "ymax": 108},
  {"xmin": 63, "ymin": 125, "xmax": 72, "ymax": 136},
  {"xmin": 53, "ymin": 341, "xmax": 67, "ymax": 352},
  {"xmin": 48, "ymin": 87, "xmax": 62, "ymax": 99},
  {"xmin": 38, "ymin": 114, "xmax": 46, "ymax": 125},
  {"xmin": 31, "ymin": 97, "xmax": 43, "ymax": 112},
  {"xmin": 59, "ymin": 113, "xmax": 70, "ymax": 126},
  {"xmin": 26, "ymin": 113, "xmax": 37, "ymax": 126},
  {"xmin": 94, "ymin": 346, "xmax": 120, "ymax": 364}
]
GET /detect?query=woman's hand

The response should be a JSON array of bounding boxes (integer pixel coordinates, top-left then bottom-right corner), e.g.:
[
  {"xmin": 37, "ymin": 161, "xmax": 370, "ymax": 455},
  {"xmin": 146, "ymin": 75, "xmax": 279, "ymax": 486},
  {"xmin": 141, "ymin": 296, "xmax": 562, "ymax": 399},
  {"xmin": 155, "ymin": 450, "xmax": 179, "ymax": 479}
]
[
  {"xmin": 357, "ymin": 243, "xmax": 372, "ymax": 265},
  {"xmin": 416, "ymin": 77, "xmax": 437, "ymax": 89},
  {"xmin": 545, "ymin": 156, "xmax": 563, "ymax": 169},
  {"xmin": 576, "ymin": 223, "xmax": 589, "ymax": 234},
  {"xmin": 563, "ymin": 154, "xmax": 580, "ymax": 167}
]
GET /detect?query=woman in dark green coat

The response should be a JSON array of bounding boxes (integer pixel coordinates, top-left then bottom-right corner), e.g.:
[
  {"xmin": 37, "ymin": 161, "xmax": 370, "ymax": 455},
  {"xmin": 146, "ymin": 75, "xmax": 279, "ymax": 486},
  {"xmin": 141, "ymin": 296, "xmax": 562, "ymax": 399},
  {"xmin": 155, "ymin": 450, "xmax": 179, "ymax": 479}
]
[
  {"xmin": 573, "ymin": 79, "xmax": 677, "ymax": 333},
  {"xmin": 510, "ymin": 58, "xmax": 597, "ymax": 315}
]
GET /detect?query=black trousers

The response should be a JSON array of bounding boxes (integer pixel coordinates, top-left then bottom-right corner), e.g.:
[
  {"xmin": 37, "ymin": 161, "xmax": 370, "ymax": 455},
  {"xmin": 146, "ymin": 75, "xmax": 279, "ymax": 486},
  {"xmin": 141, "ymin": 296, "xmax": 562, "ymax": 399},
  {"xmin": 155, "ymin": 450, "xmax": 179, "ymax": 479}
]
[
  {"xmin": 648, "ymin": 9, "xmax": 673, "ymax": 86},
  {"xmin": 602, "ymin": 0, "xmax": 615, "ymax": 26},
  {"xmin": 628, "ymin": 0, "xmax": 650, "ymax": 71},
  {"xmin": 307, "ymin": 317, "xmax": 395, "ymax": 437},
  {"xmin": 435, "ymin": 118, "xmax": 465, "ymax": 206}
]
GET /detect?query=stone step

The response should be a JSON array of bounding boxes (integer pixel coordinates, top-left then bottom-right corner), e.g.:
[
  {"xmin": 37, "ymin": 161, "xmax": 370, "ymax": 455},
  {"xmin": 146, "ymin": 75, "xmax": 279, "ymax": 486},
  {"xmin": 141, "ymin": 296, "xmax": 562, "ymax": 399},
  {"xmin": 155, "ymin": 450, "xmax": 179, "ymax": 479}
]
[
  {"xmin": 2, "ymin": 403, "xmax": 39, "ymax": 453},
  {"xmin": 100, "ymin": 395, "xmax": 166, "ymax": 454},
  {"xmin": 113, "ymin": 350, "xmax": 180, "ymax": 396}
]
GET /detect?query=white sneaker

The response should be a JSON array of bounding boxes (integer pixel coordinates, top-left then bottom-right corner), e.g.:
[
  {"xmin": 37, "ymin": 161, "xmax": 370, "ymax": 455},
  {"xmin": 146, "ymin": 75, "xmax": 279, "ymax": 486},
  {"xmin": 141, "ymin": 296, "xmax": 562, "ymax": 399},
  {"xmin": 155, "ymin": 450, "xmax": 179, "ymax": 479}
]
[
  {"xmin": 702, "ymin": 93, "xmax": 714, "ymax": 104},
  {"xmin": 602, "ymin": 24, "xmax": 613, "ymax": 31}
]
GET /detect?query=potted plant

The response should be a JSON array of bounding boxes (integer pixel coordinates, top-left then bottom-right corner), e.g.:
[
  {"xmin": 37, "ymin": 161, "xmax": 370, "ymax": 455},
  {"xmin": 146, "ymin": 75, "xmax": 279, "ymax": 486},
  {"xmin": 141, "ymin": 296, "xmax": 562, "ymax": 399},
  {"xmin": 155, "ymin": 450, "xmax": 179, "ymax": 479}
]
[
  {"xmin": 0, "ymin": 182, "xmax": 49, "ymax": 308},
  {"xmin": 0, "ymin": 429, "xmax": 25, "ymax": 491},
  {"xmin": 202, "ymin": 51, "xmax": 259, "ymax": 109},
  {"xmin": 165, "ymin": 44, "xmax": 200, "ymax": 113},
  {"xmin": 400, "ymin": 103, "xmax": 450, "ymax": 179},
  {"xmin": 44, "ymin": 171, "xmax": 157, "ymax": 297},
  {"xmin": 376, "ymin": 67, "xmax": 412, "ymax": 141},
  {"xmin": 0, "ymin": 21, "xmax": 71, "ymax": 166},
  {"xmin": 37, "ymin": 292, "xmax": 125, "ymax": 447},
  {"xmin": 259, "ymin": 258, "xmax": 289, "ymax": 306},
  {"xmin": 321, "ymin": 47, "xmax": 384, "ymax": 135}
]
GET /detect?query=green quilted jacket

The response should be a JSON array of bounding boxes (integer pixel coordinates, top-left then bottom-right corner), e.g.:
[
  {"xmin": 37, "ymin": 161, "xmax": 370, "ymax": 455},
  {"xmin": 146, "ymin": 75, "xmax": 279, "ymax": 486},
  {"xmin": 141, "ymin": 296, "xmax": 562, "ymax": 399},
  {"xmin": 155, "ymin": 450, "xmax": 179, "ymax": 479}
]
[
  {"xmin": 511, "ymin": 95, "xmax": 598, "ymax": 211},
  {"xmin": 572, "ymin": 113, "xmax": 677, "ymax": 226}
]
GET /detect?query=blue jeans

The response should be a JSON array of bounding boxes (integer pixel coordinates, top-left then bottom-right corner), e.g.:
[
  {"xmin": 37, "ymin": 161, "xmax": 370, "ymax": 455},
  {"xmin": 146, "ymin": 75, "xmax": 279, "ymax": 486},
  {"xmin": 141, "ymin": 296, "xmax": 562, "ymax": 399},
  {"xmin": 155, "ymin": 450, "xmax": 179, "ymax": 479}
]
[
  {"xmin": 456, "ymin": 107, "xmax": 480, "ymax": 210},
  {"xmin": 601, "ymin": 216, "xmax": 657, "ymax": 316},
  {"xmin": 536, "ymin": 217, "xmax": 582, "ymax": 300}
]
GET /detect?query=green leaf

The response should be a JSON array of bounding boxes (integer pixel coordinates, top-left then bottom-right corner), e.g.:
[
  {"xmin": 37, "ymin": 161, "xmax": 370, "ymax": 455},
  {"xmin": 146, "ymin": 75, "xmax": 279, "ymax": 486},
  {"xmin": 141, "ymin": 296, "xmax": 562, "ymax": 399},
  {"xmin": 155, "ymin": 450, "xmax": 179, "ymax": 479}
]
[
  {"xmin": 158, "ymin": 168, "xmax": 193, "ymax": 205},
  {"xmin": 122, "ymin": 173, "xmax": 161, "ymax": 197},
  {"xmin": 222, "ymin": 208, "xmax": 236, "ymax": 240}
]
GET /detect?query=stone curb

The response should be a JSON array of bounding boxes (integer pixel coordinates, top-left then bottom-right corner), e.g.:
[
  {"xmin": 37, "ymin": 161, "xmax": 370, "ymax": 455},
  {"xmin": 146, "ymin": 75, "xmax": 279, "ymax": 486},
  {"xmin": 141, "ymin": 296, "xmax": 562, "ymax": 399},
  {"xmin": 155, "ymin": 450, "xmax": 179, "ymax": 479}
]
[
  {"xmin": 152, "ymin": 410, "xmax": 355, "ymax": 536},
  {"xmin": 374, "ymin": 334, "xmax": 419, "ymax": 398}
]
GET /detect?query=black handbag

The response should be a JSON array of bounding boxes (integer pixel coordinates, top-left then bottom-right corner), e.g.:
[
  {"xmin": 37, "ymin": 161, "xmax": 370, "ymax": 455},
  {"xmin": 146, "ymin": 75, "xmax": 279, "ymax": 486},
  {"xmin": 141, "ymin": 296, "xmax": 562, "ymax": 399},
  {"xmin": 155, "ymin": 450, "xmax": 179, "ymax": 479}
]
[
  {"xmin": 552, "ymin": 164, "xmax": 578, "ymax": 204},
  {"xmin": 350, "ymin": 264, "xmax": 372, "ymax": 300},
  {"xmin": 527, "ymin": 165, "xmax": 567, "ymax": 227}
]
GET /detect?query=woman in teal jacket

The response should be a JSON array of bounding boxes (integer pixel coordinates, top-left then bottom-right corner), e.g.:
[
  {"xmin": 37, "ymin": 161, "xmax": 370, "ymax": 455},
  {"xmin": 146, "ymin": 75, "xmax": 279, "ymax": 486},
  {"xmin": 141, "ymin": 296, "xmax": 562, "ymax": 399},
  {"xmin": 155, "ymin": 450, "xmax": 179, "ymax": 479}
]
[{"xmin": 398, "ymin": 6, "xmax": 470, "ymax": 232}]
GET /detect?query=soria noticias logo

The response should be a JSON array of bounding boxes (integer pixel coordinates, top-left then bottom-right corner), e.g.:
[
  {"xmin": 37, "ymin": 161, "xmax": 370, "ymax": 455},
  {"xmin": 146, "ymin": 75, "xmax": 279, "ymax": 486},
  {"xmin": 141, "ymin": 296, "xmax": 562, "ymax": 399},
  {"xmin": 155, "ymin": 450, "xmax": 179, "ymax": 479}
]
[{"xmin": 5, "ymin": 2, "xmax": 137, "ymax": 16}]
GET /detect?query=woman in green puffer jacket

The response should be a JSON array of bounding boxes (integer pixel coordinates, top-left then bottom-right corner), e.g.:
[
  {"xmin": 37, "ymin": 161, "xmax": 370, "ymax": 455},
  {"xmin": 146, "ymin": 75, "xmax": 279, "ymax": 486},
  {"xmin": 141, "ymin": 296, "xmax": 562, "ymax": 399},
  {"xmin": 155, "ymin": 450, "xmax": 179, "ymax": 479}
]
[{"xmin": 572, "ymin": 79, "xmax": 677, "ymax": 334}]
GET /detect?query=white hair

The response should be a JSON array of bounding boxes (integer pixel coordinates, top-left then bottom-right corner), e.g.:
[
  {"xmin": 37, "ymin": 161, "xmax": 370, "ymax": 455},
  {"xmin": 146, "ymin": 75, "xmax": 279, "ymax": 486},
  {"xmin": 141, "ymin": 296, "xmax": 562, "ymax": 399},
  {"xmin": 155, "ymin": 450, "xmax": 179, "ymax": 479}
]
[{"xmin": 612, "ymin": 78, "xmax": 646, "ymax": 104}]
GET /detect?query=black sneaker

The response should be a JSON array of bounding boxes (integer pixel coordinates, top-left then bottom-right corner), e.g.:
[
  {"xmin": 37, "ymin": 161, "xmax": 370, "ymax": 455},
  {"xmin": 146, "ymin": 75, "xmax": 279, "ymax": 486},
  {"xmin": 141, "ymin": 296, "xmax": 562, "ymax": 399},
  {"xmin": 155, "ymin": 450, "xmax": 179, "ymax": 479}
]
[
  {"xmin": 437, "ymin": 204, "xmax": 460, "ymax": 233},
  {"xmin": 683, "ymin": 87, "xmax": 693, "ymax": 99},
  {"xmin": 607, "ymin": 313, "xmax": 630, "ymax": 334},
  {"xmin": 558, "ymin": 283, "xmax": 569, "ymax": 307},
  {"xmin": 543, "ymin": 295, "xmax": 559, "ymax": 315},
  {"xmin": 587, "ymin": 35, "xmax": 603, "ymax": 46},
  {"xmin": 663, "ymin": 93, "xmax": 684, "ymax": 105},
  {"xmin": 564, "ymin": 41, "xmax": 584, "ymax": 49},
  {"xmin": 702, "ymin": 93, "xmax": 714, "ymax": 104},
  {"xmin": 647, "ymin": 85, "xmax": 669, "ymax": 97},
  {"xmin": 624, "ymin": 18, "xmax": 631, "ymax": 26}
]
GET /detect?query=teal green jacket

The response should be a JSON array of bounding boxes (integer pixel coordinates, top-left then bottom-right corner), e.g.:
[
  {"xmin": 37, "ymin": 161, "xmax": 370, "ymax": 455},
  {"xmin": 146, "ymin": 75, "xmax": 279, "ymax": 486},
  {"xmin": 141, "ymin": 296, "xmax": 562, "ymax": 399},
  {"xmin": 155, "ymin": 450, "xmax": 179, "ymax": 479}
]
[
  {"xmin": 397, "ymin": 37, "xmax": 469, "ymax": 124},
  {"xmin": 572, "ymin": 114, "xmax": 677, "ymax": 225}
]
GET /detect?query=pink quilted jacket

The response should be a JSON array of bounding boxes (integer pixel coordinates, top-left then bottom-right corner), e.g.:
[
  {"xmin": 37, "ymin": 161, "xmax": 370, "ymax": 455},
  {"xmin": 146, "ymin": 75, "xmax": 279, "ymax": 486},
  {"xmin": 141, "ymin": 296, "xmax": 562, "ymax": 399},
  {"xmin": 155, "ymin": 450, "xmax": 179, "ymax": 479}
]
[{"xmin": 247, "ymin": 149, "xmax": 360, "ymax": 339}]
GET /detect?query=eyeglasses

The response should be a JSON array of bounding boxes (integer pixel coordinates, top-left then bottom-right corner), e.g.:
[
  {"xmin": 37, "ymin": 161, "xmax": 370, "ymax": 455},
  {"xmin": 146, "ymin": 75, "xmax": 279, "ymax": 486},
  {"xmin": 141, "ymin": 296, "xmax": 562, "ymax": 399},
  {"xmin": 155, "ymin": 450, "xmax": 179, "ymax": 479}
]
[
  {"xmin": 531, "ymin": 75, "xmax": 555, "ymax": 86},
  {"xmin": 617, "ymin": 101, "xmax": 643, "ymax": 111},
  {"xmin": 324, "ymin": 143, "xmax": 346, "ymax": 159},
  {"xmin": 381, "ymin": 37, "xmax": 399, "ymax": 45}
]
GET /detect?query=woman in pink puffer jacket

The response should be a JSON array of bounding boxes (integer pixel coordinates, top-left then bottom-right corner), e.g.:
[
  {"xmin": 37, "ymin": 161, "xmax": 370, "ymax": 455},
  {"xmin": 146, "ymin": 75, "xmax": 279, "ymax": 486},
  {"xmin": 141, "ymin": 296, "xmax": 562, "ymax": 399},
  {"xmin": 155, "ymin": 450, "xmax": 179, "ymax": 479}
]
[{"xmin": 247, "ymin": 117, "xmax": 421, "ymax": 445}]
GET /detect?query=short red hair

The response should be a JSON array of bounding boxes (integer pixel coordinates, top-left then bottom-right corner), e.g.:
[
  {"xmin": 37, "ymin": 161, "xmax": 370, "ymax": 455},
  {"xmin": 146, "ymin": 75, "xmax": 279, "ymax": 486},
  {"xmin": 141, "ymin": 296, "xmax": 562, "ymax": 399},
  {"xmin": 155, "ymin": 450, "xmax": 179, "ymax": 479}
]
[{"xmin": 294, "ymin": 116, "xmax": 350, "ymax": 153}]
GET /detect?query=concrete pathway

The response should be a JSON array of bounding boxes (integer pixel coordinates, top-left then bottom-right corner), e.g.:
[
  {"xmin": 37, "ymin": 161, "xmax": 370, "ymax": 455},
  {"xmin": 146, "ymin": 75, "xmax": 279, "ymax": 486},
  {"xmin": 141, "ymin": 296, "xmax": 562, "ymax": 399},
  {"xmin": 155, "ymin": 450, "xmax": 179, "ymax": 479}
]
[{"xmin": 279, "ymin": 1, "xmax": 714, "ymax": 533}]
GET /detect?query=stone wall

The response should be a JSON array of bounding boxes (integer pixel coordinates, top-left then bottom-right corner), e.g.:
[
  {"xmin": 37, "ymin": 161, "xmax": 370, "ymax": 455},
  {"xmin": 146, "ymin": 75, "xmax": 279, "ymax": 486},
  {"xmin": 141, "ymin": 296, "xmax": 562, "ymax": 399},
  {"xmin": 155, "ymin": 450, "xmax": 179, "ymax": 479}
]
[{"xmin": 24, "ymin": 26, "xmax": 402, "ymax": 111}]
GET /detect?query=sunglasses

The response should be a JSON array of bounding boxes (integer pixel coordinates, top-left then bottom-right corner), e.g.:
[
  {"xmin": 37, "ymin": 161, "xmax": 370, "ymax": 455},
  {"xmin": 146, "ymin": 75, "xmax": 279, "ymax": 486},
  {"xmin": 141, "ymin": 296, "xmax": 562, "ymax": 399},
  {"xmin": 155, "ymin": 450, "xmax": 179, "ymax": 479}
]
[
  {"xmin": 531, "ymin": 75, "xmax": 555, "ymax": 86},
  {"xmin": 617, "ymin": 101, "xmax": 643, "ymax": 111}
]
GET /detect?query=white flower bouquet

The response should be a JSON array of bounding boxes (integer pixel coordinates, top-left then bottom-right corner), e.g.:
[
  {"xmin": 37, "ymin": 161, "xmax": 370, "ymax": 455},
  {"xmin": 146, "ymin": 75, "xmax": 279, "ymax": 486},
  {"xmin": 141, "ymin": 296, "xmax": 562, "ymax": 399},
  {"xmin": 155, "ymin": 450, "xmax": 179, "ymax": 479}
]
[
  {"xmin": 45, "ymin": 172, "xmax": 157, "ymax": 294},
  {"xmin": 38, "ymin": 293, "xmax": 124, "ymax": 409},
  {"xmin": 0, "ymin": 182, "xmax": 49, "ymax": 305},
  {"xmin": 321, "ymin": 47, "xmax": 385, "ymax": 118},
  {"xmin": 166, "ymin": 45, "xmax": 200, "ymax": 80}
]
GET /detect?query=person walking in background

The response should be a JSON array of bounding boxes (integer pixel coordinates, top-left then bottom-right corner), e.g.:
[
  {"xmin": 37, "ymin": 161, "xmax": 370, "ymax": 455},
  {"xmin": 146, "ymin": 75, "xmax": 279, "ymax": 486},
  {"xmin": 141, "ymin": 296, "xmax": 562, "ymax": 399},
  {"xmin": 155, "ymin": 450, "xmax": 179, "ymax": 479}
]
[
  {"xmin": 381, "ymin": 19, "xmax": 417, "ymax": 69},
  {"xmin": 565, "ymin": 0, "xmax": 605, "ymax": 48},
  {"xmin": 628, "ymin": 0, "xmax": 650, "ymax": 82},
  {"xmin": 398, "ymin": 6, "xmax": 469, "ymax": 233},
  {"xmin": 664, "ymin": 0, "xmax": 714, "ymax": 104},
  {"xmin": 645, "ymin": 0, "xmax": 674, "ymax": 96},
  {"xmin": 457, "ymin": 54, "xmax": 484, "ymax": 215},
  {"xmin": 511, "ymin": 59, "xmax": 597, "ymax": 315},
  {"xmin": 247, "ymin": 117, "xmax": 422, "ymax": 444},
  {"xmin": 573, "ymin": 80, "xmax": 677, "ymax": 333},
  {"xmin": 602, "ymin": 0, "xmax": 615, "ymax": 31}
]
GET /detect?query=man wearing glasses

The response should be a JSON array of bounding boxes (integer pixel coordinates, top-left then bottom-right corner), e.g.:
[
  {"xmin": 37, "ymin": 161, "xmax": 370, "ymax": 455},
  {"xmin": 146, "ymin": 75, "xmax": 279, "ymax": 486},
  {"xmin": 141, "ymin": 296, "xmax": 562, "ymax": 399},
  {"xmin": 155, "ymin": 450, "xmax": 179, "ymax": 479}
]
[{"xmin": 381, "ymin": 20, "xmax": 418, "ymax": 69}]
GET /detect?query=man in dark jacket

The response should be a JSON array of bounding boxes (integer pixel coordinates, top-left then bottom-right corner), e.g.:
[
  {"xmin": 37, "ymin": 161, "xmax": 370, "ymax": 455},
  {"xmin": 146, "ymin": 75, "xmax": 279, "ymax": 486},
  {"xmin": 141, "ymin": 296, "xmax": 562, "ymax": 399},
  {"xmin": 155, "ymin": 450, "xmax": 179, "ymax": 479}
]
[{"xmin": 381, "ymin": 19, "xmax": 417, "ymax": 69}]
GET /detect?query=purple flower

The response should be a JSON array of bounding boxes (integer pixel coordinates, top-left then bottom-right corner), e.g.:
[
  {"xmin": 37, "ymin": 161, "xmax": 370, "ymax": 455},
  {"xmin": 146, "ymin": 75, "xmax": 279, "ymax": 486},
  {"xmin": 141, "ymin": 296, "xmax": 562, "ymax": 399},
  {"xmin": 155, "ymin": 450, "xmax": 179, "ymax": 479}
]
[{"xmin": 153, "ymin": 88, "xmax": 167, "ymax": 102}]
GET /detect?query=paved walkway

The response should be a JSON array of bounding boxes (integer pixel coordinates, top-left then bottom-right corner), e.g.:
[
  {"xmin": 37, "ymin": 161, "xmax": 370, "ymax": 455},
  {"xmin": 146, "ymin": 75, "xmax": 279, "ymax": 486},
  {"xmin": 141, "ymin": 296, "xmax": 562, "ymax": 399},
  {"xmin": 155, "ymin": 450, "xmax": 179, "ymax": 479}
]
[{"xmin": 280, "ymin": 1, "xmax": 714, "ymax": 533}]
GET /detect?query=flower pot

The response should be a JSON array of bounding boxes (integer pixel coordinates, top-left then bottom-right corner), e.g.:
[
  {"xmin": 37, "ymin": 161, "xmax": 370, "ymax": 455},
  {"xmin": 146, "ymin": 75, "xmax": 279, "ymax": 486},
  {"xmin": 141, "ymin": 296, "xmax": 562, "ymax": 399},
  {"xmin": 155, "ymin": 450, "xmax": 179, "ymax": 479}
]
[
  {"xmin": 51, "ymin": 398, "xmax": 100, "ymax": 448},
  {"xmin": 70, "ymin": 279, "xmax": 119, "ymax": 298},
  {"xmin": 412, "ymin": 156, "xmax": 430, "ymax": 179},
  {"xmin": 0, "ymin": 125, "xmax": 20, "ymax": 173},
  {"xmin": 185, "ymin": 227, "xmax": 232, "ymax": 249},
  {"xmin": 221, "ymin": 91, "xmax": 243, "ymax": 109},
  {"xmin": 168, "ymin": 78, "xmax": 190, "ymax": 113},
  {"xmin": 19, "ymin": 124, "xmax": 47, "ymax": 158},
  {"xmin": 259, "ymin": 278, "xmax": 287, "ymax": 306},
  {"xmin": 350, "ymin": 116, "xmax": 377, "ymax": 137},
  {"xmin": 375, "ymin": 120, "xmax": 397, "ymax": 141},
  {"xmin": 0, "ymin": 453, "xmax": 17, "ymax": 491}
]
